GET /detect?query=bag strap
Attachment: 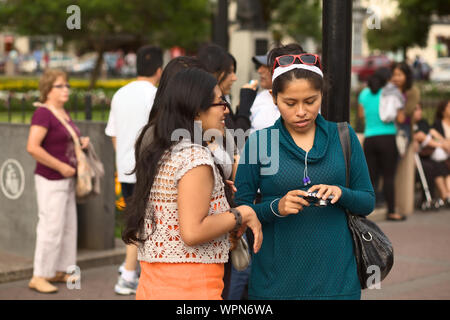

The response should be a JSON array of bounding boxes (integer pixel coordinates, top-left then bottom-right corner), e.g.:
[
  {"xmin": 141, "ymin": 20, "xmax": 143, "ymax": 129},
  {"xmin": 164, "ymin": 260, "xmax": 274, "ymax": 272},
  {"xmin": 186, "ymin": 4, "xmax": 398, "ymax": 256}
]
[
  {"xmin": 34, "ymin": 102, "xmax": 81, "ymax": 148},
  {"xmin": 337, "ymin": 122, "xmax": 351, "ymax": 188}
]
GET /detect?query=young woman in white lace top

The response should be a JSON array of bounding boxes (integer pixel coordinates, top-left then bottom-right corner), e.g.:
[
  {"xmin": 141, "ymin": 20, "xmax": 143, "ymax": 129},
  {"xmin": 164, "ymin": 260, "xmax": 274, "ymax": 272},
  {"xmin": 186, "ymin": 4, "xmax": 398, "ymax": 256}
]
[{"xmin": 122, "ymin": 68, "xmax": 262, "ymax": 300}]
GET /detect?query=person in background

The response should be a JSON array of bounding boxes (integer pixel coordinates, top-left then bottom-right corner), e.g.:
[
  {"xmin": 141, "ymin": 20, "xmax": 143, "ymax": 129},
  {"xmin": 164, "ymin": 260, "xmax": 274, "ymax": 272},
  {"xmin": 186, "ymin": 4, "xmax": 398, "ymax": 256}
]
[
  {"xmin": 432, "ymin": 100, "xmax": 450, "ymax": 141},
  {"xmin": 249, "ymin": 53, "xmax": 281, "ymax": 134},
  {"xmin": 227, "ymin": 51, "xmax": 288, "ymax": 300},
  {"xmin": 235, "ymin": 43, "xmax": 375, "ymax": 300},
  {"xmin": 27, "ymin": 69, "xmax": 89, "ymax": 293},
  {"xmin": 413, "ymin": 102, "xmax": 450, "ymax": 206},
  {"xmin": 122, "ymin": 68, "xmax": 262, "ymax": 300},
  {"xmin": 105, "ymin": 45, "xmax": 163, "ymax": 295},
  {"xmin": 197, "ymin": 44, "xmax": 250, "ymax": 132},
  {"xmin": 136, "ymin": 56, "xmax": 204, "ymax": 154},
  {"xmin": 391, "ymin": 62, "xmax": 421, "ymax": 218},
  {"xmin": 197, "ymin": 44, "xmax": 251, "ymax": 298},
  {"xmin": 358, "ymin": 68, "xmax": 404, "ymax": 221},
  {"xmin": 432, "ymin": 100, "xmax": 450, "ymax": 196}
]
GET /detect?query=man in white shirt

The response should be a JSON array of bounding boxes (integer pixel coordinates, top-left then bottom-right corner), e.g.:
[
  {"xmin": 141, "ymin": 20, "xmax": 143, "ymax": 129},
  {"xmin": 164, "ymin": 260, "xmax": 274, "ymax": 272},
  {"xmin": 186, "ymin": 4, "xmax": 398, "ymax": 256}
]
[
  {"xmin": 105, "ymin": 45, "xmax": 162, "ymax": 295},
  {"xmin": 249, "ymin": 54, "xmax": 280, "ymax": 134}
]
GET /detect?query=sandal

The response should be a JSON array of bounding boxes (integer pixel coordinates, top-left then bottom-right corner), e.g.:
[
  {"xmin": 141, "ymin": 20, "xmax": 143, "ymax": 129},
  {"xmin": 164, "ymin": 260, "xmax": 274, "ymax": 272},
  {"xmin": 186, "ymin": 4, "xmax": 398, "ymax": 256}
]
[
  {"xmin": 386, "ymin": 213, "xmax": 407, "ymax": 221},
  {"xmin": 47, "ymin": 272, "xmax": 80, "ymax": 283}
]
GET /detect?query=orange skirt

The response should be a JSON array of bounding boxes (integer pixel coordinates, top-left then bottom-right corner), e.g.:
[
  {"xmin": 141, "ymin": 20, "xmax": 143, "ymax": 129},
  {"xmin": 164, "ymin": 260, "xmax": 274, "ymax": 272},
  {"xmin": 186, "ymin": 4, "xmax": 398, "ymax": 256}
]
[{"xmin": 136, "ymin": 261, "xmax": 224, "ymax": 300}]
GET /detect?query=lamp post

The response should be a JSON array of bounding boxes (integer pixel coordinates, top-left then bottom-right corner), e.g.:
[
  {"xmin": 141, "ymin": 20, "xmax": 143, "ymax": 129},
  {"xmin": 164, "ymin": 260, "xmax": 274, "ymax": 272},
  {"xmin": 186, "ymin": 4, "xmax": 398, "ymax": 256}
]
[
  {"xmin": 212, "ymin": 0, "xmax": 229, "ymax": 50},
  {"xmin": 321, "ymin": 0, "xmax": 353, "ymax": 122}
]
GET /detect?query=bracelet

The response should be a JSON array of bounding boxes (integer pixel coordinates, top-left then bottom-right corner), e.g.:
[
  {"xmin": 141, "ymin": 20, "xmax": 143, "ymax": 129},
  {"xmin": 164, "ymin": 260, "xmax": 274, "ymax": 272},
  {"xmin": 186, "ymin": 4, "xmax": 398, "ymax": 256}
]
[
  {"xmin": 230, "ymin": 208, "xmax": 242, "ymax": 232},
  {"xmin": 270, "ymin": 198, "xmax": 286, "ymax": 218}
]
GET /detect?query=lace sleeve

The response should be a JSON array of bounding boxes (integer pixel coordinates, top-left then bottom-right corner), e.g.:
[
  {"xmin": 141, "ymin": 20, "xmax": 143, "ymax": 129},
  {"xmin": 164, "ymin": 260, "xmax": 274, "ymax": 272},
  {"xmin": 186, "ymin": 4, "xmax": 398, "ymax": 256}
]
[{"xmin": 174, "ymin": 143, "xmax": 216, "ymax": 184}]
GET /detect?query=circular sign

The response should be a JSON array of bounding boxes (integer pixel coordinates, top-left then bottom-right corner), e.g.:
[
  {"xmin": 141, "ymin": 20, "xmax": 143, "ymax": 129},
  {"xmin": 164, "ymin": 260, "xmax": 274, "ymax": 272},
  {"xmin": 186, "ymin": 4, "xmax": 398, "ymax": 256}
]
[{"xmin": 0, "ymin": 159, "xmax": 25, "ymax": 200}]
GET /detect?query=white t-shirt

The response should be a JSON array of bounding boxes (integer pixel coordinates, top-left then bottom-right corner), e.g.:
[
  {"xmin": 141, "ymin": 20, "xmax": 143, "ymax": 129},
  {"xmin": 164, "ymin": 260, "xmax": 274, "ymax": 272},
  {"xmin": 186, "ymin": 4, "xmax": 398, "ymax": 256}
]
[
  {"xmin": 249, "ymin": 89, "xmax": 280, "ymax": 134},
  {"xmin": 105, "ymin": 80, "xmax": 157, "ymax": 183}
]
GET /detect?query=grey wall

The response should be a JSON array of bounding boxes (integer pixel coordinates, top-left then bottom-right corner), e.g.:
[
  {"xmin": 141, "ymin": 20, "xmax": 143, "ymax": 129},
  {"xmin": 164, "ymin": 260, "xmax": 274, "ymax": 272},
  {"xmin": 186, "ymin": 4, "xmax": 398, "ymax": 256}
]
[{"xmin": 0, "ymin": 121, "xmax": 116, "ymax": 258}]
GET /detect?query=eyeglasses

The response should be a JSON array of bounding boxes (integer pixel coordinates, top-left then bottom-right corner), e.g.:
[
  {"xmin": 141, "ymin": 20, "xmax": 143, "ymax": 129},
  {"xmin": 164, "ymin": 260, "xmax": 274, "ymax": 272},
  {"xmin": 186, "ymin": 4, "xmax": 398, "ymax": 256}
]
[
  {"xmin": 272, "ymin": 53, "xmax": 322, "ymax": 73},
  {"xmin": 52, "ymin": 84, "xmax": 71, "ymax": 89},
  {"xmin": 210, "ymin": 96, "xmax": 230, "ymax": 110}
]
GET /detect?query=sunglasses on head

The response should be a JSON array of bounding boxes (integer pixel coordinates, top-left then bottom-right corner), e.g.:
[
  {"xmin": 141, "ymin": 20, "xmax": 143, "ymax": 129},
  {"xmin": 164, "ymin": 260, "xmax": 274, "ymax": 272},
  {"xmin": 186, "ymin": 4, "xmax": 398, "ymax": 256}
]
[
  {"xmin": 272, "ymin": 53, "xmax": 322, "ymax": 74},
  {"xmin": 210, "ymin": 96, "xmax": 230, "ymax": 110}
]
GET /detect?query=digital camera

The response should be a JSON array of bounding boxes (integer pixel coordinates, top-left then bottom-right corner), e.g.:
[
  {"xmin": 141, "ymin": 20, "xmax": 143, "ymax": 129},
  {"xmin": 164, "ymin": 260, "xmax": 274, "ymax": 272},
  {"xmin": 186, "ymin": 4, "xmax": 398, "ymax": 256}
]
[{"xmin": 303, "ymin": 192, "xmax": 334, "ymax": 207}]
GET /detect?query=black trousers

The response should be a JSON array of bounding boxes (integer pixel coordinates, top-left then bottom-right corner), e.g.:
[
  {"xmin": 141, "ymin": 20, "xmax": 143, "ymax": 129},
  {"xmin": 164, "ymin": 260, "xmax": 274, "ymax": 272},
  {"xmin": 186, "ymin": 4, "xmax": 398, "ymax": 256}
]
[{"xmin": 363, "ymin": 135, "xmax": 398, "ymax": 214}]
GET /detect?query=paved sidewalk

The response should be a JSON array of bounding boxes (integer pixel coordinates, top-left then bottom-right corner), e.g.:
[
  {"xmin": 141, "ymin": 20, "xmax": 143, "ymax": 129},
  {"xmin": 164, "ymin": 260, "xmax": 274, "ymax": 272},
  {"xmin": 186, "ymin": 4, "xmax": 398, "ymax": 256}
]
[
  {"xmin": 362, "ymin": 209, "xmax": 450, "ymax": 300},
  {"xmin": 0, "ymin": 209, "xmax": 449, "ymax": 300},
  {"xmin": 0, "ymin": 239, "xmax": 126, "ymax": 284}
]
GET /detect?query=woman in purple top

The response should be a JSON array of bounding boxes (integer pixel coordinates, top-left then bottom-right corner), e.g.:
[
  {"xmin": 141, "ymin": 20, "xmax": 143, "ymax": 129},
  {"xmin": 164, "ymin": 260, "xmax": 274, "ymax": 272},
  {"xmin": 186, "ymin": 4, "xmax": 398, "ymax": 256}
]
[{"xmin": 26, "ymin": 69, "xmax": 89, "ymax": 293}]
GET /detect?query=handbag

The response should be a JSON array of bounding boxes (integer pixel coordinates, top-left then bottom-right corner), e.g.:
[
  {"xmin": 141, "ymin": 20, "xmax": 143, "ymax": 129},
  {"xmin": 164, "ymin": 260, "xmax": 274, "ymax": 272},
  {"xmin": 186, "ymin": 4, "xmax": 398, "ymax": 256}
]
[
  {"xmin": 231, "ymin": 236, "xmax": 250, "ymax": 271},
  {"xmin": 337, "ymin": 122, "xmax": 394, "ymax": 289},
  {"xmin": 34, "ymin": 102, "xmax": 98, "ymax": 199},
  {"xmin": 419, "ymin": 145, "xmax": 434, "ymax": 157},
  {"xmin": 395, "ymin": 126, "xmax": 410, "ymax": 157}
]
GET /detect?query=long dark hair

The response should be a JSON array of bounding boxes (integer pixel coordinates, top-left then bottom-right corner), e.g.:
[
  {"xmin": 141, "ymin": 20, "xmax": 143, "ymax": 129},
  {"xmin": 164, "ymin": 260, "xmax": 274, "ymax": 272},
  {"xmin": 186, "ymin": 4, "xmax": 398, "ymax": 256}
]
[
  {"xmin": 435, "ymin": 100, "xmax": 450, "ymax": 121},
  {"xmin": 368, "ymin": 67, "xmax": 391, "ymax": 94},
  {"xmin": 391, "ymin": 62, "xmax": 413, "ymax": 92},
  {"xmin": 134, "ymin": 57, "xmax": 203, "ymax": 160},
  {"xmin": 197, "ymin": 43, "xmax": 234, "ymax": 85},
  {"xmin": 147, "ymin": 56, "xmax": 203, "ymax": 124},
  {"xmin": 122, "ymin": 68, "xmax": 233, "ymax": 244}
]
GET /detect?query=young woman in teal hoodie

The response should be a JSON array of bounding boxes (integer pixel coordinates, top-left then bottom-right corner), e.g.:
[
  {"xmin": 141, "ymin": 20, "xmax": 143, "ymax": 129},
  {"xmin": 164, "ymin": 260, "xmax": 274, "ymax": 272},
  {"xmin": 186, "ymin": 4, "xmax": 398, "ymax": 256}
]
[{"xmin": 234, "ymin": 44, "xmax": 375, "ymax": 300}]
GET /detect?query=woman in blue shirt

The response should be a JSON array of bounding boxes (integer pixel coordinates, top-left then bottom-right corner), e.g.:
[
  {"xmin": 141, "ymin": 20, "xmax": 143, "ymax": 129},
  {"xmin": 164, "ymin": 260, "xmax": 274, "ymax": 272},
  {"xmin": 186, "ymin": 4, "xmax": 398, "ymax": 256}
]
[
  {"xmin": 358, "ymin": 68, "xmax": 405, "ymax": 221},
  {"xmin": 234, "ymin": 44, "xmax": 375, "ymax": 300}
]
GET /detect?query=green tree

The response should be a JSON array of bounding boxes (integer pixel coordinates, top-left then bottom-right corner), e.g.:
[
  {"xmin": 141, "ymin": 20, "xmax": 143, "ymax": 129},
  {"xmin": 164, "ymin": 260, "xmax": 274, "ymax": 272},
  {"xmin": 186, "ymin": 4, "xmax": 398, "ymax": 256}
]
[
  {"xmin": 258, "ymin": 0, "xmax": 322, "ymax": 46},
  {"xmin": 367, "ymin": 0, "xmax": 450, "ymax": 58},
  {"xmin": 272, "ymin": 0, "xmax": 321, "ymax": 45},
  {"xmin": 0, "ymin": 0, "xmax": 212, "ymax": 87}
]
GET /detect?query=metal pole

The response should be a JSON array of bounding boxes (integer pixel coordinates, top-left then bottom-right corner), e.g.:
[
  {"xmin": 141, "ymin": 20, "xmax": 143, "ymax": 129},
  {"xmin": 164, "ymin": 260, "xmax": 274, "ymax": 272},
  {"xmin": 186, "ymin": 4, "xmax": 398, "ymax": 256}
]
[
  {"xmin": 213, "ymin": 0, "xmax": 229, "ymax": 50},
  {"xmin": 7, "ymin": 92, "xmax": 12, "ymax": 123},
  {"xmin": 73, "ymin": 93, "xmax": 78, "ymax": 120},
  {"xmin": 322, "ymin": 0, "xmax": 353, "ymax": 122},
  {"xmin": 21, "ymin": 96, "xmax": 26, "ymax": 123},
  {"xmin": 85, "ymin": 93, "xmax": 92, "ymax": 121}
]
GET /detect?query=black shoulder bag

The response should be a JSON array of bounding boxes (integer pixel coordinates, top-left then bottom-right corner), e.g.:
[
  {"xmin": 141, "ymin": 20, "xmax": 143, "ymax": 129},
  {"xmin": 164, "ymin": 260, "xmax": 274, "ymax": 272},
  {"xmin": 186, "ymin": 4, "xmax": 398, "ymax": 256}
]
[{"xmin": 337, "ymin": 122, "xmax": 394, "ymax": 289}]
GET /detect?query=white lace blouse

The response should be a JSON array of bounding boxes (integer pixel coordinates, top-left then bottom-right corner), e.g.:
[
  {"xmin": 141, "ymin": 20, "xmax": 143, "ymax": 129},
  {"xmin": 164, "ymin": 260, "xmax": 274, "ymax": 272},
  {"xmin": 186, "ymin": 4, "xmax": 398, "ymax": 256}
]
[{"xmin": 137, "ymin": 139, "xmax": 231, "ymax": 264}]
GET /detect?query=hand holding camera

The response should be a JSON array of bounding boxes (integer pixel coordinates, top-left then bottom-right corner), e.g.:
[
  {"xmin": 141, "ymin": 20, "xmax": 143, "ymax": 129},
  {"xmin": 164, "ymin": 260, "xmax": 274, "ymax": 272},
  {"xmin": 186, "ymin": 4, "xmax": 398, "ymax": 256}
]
[{"xmin": 306, "ymin": 184, "xmax": 342, "ymax": 205}]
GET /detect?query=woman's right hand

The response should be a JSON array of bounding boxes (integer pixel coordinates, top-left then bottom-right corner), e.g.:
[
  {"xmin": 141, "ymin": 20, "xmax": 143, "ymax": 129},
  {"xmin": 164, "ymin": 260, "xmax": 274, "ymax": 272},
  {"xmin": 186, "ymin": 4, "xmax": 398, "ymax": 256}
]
[
  {"xmin": 236, "ymin": 205, "xmax": 262, "ymax": 254},
  {"xmin": 396, "ymin": 109, "xmax": 406, "ymax": 124},
  {"xmin": 242, "ymin": 80, "xmax": 258, "ymax": 91},
  {"xmin": 58, "ymin": 163, "xmax": 76, "ymax": 178},
  {"xmin": 278, "ymin": 190, "xmax": 310, "ymax": 216}
]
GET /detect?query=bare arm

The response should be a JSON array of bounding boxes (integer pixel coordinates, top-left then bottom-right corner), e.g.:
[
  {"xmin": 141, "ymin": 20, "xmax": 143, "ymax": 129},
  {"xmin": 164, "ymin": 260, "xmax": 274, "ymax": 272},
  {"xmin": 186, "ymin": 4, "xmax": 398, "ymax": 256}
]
[
  {"xmin": 177, "ymin": 165, "xmax": 262, "ymax": 253},
  {"xmin": 27, "ymin": 125, "xmax": 75, "ymax": 177},
  {"xmin": 430, "ymin": 128, "xmax": 450, "ymax": 152},
  {"xmin": 430, "ymin": 128, "xmax": 446, "ymax": 142},
  {"xmin": 111, "ymin": 137, "xmax": 117, "ymax": 151},
  {"xmin": 357, "ymin": 104, "xmax": 365, "ymax": 120}
]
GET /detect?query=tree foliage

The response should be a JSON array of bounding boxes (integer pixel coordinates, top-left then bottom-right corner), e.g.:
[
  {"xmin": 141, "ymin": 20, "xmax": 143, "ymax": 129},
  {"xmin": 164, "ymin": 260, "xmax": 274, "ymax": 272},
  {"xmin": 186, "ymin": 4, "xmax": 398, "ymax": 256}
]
[
  {"xmin": 0, "ymin": 0, "xmax": 212, "ymax": 51},
  {"xmin": 0, "ymin": 0, "xmax": 212, "ymax": 87},
  {"xmin": 367, "ymin": 0, "xmax": 450, "ymax": 56},
  {"xmin": 259, "ymin": 0, "xmax": 322, "ymax": 45}
]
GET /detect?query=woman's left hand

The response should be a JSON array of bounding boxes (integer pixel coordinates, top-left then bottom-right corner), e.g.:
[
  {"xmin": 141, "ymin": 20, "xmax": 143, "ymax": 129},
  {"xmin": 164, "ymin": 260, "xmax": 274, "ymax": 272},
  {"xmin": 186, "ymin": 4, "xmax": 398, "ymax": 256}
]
[
  {"xmin": 307, "ymin": 184, "xmax": 342, "ymax": 204},
  {"xmin": 225, "ymin": 180, "xmax": 237, "ymax": 195},
  {"xmin": 80, "ymin": 136, "xmax": 90, "ymax": 149}
]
